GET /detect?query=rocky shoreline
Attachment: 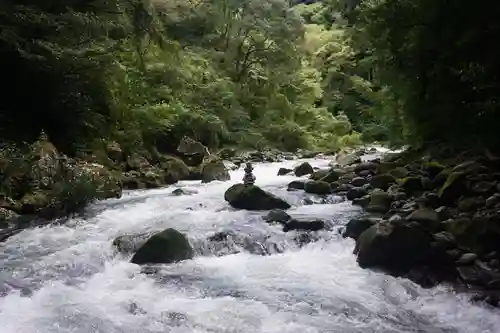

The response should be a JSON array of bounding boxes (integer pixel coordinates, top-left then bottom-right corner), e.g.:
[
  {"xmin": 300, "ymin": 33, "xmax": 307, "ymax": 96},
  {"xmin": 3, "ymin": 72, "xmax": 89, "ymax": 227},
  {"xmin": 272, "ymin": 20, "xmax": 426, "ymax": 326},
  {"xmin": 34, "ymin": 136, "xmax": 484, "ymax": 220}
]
[
  {"xmin": 0, "ymin": 133, "xmax": 329, "ymax": 242},
  {"xmin": 316, "ymin": 147, "xmax": 500, "ymax": 307}
]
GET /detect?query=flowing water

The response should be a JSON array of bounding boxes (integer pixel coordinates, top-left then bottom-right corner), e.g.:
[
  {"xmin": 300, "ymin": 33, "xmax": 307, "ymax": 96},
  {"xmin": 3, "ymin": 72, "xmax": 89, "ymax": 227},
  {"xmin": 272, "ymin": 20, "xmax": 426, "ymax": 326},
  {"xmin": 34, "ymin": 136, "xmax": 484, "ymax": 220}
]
[{"xmin": 1, "ymin": 154, "xmax": 499, "ymax": 333}]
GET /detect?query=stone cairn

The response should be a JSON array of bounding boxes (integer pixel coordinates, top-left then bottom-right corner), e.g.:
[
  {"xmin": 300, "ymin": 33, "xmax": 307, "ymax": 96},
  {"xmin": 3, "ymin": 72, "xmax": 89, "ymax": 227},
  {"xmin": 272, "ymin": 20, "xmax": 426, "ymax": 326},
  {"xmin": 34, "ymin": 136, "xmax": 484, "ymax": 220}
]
[{"xmin": 243, "ymin": 162, "xmax": 256, "ymax": 185}]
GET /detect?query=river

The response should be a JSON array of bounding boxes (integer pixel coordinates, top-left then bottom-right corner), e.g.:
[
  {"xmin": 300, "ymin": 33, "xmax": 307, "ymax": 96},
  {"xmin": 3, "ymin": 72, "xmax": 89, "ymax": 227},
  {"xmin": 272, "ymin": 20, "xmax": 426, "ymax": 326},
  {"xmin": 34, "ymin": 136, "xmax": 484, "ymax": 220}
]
[{"xmin": 0, "ymin": 155, "xmax": 499, "ymax": 332}]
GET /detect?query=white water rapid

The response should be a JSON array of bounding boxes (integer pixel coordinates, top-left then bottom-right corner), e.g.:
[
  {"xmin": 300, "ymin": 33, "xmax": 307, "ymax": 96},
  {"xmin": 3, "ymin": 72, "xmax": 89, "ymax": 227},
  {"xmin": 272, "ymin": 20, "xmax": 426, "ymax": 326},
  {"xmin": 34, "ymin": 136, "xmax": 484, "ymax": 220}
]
[{"xmin": 1, "ymin": 155, "xmax": 499, "ymax": 333}]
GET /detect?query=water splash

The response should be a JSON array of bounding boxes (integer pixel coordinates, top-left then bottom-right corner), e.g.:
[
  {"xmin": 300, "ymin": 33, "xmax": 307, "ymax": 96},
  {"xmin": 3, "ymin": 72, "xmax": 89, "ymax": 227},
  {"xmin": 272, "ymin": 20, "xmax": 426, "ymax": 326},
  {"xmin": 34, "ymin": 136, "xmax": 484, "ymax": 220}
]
[{"xmin": 0, "ymin": 152, "xmax": 499, "ymax": 332}]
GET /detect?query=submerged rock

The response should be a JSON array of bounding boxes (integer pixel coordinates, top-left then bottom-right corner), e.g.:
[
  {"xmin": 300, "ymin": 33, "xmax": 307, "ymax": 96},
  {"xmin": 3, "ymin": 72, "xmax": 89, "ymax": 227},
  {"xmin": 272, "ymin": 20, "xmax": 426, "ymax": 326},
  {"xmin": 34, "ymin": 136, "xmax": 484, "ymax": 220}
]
[
  {"xmin": 283, "ymin": 219, "xmax": 325, "ymax": 232},
  {"xmin": 131, "ymin": 228, "xmax": 194, "ymax": 265},
  {"xmin": 224, "ymin": 184, "xmax": 290, "ymax": 210},
  {"xmin": 264, "ymin": 209, "xmax": 291, "ymax": 224},
  {"xmin": 304, "ymin": 181, "xmax": 331, "ymax": 195}
]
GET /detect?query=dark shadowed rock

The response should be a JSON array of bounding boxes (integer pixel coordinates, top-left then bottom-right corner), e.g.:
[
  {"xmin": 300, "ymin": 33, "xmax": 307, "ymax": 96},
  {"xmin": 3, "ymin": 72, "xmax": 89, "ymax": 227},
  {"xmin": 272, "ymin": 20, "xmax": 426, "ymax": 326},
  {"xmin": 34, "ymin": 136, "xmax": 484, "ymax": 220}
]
[
  {"xmin": 355, "ymin": 221, "xmax": 433, "ymax": 272},
  {"xmin": 365, "ymin": 190, "xmax": 393, "ymax": 213},
  {"xmin": 370, "ymin": 174, "xmax": 395, "ymax": 191},
  {"xmin": 304, "ymin": 181, "xmax": 331, "ymax": 195},
  {"xmin": 346, "ymin": 187, "xmax": 368, "ymax": 201},
  {"xmin": 131, "ymin": 229, "xmax": 194, "ymax": 265},
  {"xmin": 351, "ymin": 177, "xmax": 368, "ymax": 187},
  {"xmin": 283, "ymin": 219, "xmax": 325, "ymax": 232},
  {"xmin": 310, "ymin": 169, "xmax": 330, "ymax": 180},
  {"xmin": 277, "ymin": 168, "xmax": 293, "ymax": 176},
  {"xmin": 406, "ymin": 208, "xmax": 440, "ymax": 231},
  {"xmin": 287, "ymin": 180, "xmax": 307, "ymax": 191},
  {"xmin": 343, "ymin": 216, "xmax": 381, "ymax": 240},
  {"xmin": 294, "ymin": 162, "xmax": 314, "ymax": 177},
  {"xmin": 225, "ymin": 184, "xmax": 290, "ymax": 210},
  {"xmin": 264, "ymin": 209, "xmax": 291, "ymax": 224}
]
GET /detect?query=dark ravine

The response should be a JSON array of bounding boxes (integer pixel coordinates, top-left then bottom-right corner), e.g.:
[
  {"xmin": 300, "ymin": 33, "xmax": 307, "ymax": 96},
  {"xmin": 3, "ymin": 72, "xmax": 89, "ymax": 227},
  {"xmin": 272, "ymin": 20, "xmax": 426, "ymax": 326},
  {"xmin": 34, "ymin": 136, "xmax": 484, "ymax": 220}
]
[{"xmin": 1, "ymin": 147, "xmax": 500, "ymax": 333}]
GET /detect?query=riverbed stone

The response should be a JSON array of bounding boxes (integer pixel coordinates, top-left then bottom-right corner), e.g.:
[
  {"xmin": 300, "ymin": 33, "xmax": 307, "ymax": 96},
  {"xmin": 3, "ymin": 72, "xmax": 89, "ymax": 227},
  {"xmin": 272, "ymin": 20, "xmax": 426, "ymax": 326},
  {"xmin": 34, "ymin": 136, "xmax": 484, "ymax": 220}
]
[
  {"xmin": 355, "ymin": 220, "xmax": 433, "ymax": 272},
  {"xmin": 225, "ymin": 184, "xmax": 291, "ymax": 210},
  {"xmin": 131, "ymin": 229, "xmax": 193, "ymax": 265},
  {"xmin": 406, "ymin": 208, "xmax": 440, "ymax": 231},
  {"xmin": 304, "ymin": 181, "xmax": 331, "ymax": 195},
  {"xmin": 370, "ymin": 174, "xmax": 395, "ymax": 191},
  {"xmin": 264, "ymin": 209, "xmax": 291, "ymax": 224},
  {"xmin": 365, "ymin": 190, "xmax": 393, "ymax": 213},
  {"xmin": 283, "ymin": 219, "xmax": 325, "ymax": 232},
  {"xmin": 294, "ymin": 162, "xmax": 314, "ymax": 177},
  {"xmin": 199, "ymin": 158, "xmax": 230, "ymax": 183},
  {"xmin": 278, "ymin": 168, "xmax": 293, "ymax": 176},
  {"xmin": 287, "ymin": 180, "xmax": 307, "ymax": 191},
  {"xmin": 343, "ymin": 215, "xmax": 380, "ymax": 240},
  {"xmin": 346, "ymin": 187, "xmax": 368, "ymax": 201}
]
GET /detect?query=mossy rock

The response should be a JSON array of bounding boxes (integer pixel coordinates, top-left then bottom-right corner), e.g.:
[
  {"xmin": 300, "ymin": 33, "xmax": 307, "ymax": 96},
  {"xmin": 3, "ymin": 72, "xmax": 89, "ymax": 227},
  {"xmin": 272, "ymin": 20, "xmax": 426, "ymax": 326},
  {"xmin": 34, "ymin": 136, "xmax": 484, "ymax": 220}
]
[
  {"xmin": 0, "ymin": 207, "xmax": 19, "ymax": 226},
  {"xmin": 377, "ymin": 161, "xmax": 401, "ymax": 174},
  {"xmin": 443, "ymin": 217, "xmax": 500, "ymax": 254},
  {"xmin": 438, "ymin": 172, "xmax": 466, "ymax": 203},
  {"xmin": 388, "ymin": 167, "xmax": 409, "ymax": 179},
  {"xmin": 20, "ymin": 191, "xmax": 51, "ymax": 214},
  {"xmin": 355, "ymin": 221, "xmax": 433, "ymax": 271},
  {"xmin": 225, "ymin": 184, "xmax": 291, "ymax": 211},
  {"xmin": 310, "ymin": 169, "xmax": 330, "ymax": 181},
  {"xmin": 320, "ymin": 169, "xmax": 341, "ymax": 183},
  {"xmin": 304, "ymin": 181, "xmax": 331, "ymax": 195},
  {"xmin": 287, "ymin": 180, "xmax": 307, "ymax": 191},
  {"xmin": 131, "ymin": 228, "xmax": 194, "ymax": 265},
  {"xmin": 126, "ymin": 153, "xmax": 151, "ymax": 170},
  {"xmin": 422, "ymin": 161, "xmax": 446, "ymax": 178},
  {"xmin": 398, "ymin": 176, "xmax": 425, "ymax": 195},
  {"xmin": 370, "ymin": 174, "xmax": 396, "ymax": 191},
  {"xmin": 365, "ymin": 190, "xmax": 393, "ymax": 213},
  {"xmin": 200, "ymin": 158, "xmax": 230, "ymax": 183},
  {"xmin": 160, "ymin": 155, "xmax": 190, "ymax": 184}
]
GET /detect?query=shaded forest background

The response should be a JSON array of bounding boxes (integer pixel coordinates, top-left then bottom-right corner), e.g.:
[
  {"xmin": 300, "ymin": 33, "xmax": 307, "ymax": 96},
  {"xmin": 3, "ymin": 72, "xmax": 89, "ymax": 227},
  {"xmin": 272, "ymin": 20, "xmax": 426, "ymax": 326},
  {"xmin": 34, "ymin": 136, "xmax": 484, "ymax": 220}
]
[{"xmin": 1, "ymin": 0, "xmax": 499, "ymax": 157}]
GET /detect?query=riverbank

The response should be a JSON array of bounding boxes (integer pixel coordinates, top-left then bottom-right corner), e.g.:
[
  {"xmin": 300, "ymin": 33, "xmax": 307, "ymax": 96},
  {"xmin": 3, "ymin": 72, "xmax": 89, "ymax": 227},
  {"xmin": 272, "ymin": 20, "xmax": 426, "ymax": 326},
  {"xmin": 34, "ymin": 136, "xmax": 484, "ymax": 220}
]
[
  {"xmin": 309, "ymin": 146, "xmax": 500, "ymax": 307},
  {"xmin": 0, "ymin": 133, "xmax": 343, "ymax": 241}
]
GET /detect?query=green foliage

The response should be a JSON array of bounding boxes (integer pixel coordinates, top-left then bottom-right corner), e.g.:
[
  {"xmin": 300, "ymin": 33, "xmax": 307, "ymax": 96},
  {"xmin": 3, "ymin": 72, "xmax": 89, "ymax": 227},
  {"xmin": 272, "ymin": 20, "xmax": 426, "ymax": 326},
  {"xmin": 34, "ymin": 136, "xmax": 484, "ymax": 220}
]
[
  {"xmin": 0, "ymin": 0, "xmax": 364, "ymax": 154},
  {"xmin": 349, "ymin": 0, "xmax": 500, "ymax": 147}
]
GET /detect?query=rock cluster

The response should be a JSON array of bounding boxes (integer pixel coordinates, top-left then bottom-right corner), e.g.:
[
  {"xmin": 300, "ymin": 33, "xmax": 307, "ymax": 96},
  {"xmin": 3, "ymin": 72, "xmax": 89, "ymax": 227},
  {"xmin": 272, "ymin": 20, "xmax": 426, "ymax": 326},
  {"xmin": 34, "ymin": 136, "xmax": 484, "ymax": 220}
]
[{"xmin": 331, "ymin": 149, "xmax": 500, "ymax": 307}]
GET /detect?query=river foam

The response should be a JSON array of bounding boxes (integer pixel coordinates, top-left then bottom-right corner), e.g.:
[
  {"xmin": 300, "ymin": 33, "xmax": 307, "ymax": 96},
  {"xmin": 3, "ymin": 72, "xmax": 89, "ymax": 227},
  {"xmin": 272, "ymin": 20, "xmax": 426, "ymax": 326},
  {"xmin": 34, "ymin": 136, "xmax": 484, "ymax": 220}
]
[{"xmin": 1, "ymin": 154, "xmax": 499, "ymax": 332}]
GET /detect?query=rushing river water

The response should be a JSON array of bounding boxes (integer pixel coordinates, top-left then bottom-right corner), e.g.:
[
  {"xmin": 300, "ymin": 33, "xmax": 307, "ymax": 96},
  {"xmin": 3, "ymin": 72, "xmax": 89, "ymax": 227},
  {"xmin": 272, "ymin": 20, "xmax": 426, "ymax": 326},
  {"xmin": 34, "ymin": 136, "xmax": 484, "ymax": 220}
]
[{"xmin": 1, "ymin": 154, "xmax": 499, "ymax": 333}]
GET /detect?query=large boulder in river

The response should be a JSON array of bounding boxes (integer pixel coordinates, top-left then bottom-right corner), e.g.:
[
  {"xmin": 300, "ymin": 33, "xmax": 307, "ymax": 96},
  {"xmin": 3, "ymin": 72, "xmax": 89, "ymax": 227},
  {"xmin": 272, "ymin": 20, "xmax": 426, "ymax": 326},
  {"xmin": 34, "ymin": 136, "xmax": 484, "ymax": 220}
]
[
  {"xmin": 277, "ymin": 167, "xmax": 292, "ymax": 176},
  {"xmin": 304, "ymin": 181, "xmax": 331, "ymax": 195},
  {"xmin": 200, "ymin": 158, "xmax": 230, "ymax": 183},
  {"xmin": 287, "ymin": 180, "xmax": 307, "ymax": 191},
  {"xmin": 343, "ymin": 215, "xmax": 381, "ymax": 240},
  {"xmin": 225, "ymin": 184, "xmax": 291, "ymax": 210},
  {"xmin": 177, "ymin": 136, "xmax": 209, "ymax": 167},
  {"xmin": 294, "ymin": 162, "xmax": 314, "ymax": 177},
  {"xmin": 355, "ymin": 221, "xmax": 433, "ymax": 272},
  {"xmin": 159, "ymin": 155, "xmax": 190, "ymax": 184},
  {"xmin": 131, "ymin": 228, "xmax": 194, "ymax": 265}
]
